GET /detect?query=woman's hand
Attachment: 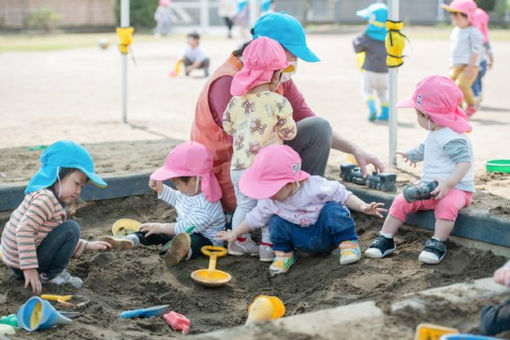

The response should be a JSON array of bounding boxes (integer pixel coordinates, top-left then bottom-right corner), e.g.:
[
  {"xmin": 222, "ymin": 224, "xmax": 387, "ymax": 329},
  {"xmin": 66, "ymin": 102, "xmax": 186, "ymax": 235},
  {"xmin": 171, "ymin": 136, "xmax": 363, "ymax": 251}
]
[
  {"xmin": 396, "ymin": 151, "xmax": 416, "ymax": 168},
  {"xmin": 430, "ymin": 180, "xmax": 452, "ymax": 200},
  {"xmin": 215, "ymin": 230, "xmax": 237, "ymax": 247},
  {"xmin": 23, "ymin": 269, "xmax": 42, "ymax": 294},
  {"xmin": 361, "ymin": 202, "xmax": 387, "ymax": 218},
  {"xmin": 353, "ymin": 149, "xmax": 384, "ymax": 178},
  {"xmin": 86, "ymin": 241, "xmax": 111, "ymax": 251},
  {"xmin": 148, "ymin": 179, "xmax": 163, "ymax": 195}
]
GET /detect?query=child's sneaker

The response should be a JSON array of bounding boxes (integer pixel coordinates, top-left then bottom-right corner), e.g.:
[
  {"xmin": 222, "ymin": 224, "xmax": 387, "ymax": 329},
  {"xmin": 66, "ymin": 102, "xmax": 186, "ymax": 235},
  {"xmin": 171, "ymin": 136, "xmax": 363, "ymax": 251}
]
[
  {"xmin": 259, "ymin": 243, "xmax": 275, "ymax": 262},
  {"xmin": 49, "ymin": 269, "xmax": 83, "ymax": 289},
  {"xmin": 364, "ymin": 234, "xmax": 395, "ymax": 259},
  {"xmin": 465, "ymin": 105, "xmax": 477, "ymax": 117},
  {"xmin": 367, "ymin": 99, "xmax": 377, "ymax": 122},
  {"xmin": 269, "ymin": 256, "xmax": 296, "ymax": 275},
  {"xmin": 377, "ymin": 104, "xmax": 389, "ymax": 121},
  {"xmin": 163, "ymin": 232, "xmax": 191, "ymax": 267},
  {"xmin": 228, "ymin": 238, "xmax": 259, "ymax": 256},
  {"xmin": 418, "ymin": 237, "xmax": 447, "ymax": 264},
  {"xmin": 99, "ymin": 236, "xmax": 135, "ymax": 250},
  {"xmin": 339, "ymin": 240, "xmax": 361, "ymax": 265}
]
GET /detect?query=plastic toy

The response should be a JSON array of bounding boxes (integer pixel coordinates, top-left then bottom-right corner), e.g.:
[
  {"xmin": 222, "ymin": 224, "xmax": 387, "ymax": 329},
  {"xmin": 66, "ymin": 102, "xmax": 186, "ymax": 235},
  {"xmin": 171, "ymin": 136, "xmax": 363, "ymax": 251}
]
[
  {"xmin": 340, "ymin": 163, "xmax": 397, "ymax": 192},
  {"xmin": 169, "ymin": 60, "xmax": 183, "ymax": 77},
  {"xmin": 414, "ymin": 323, "xmax": 458, "ymax": 340},
  {"xmin": 403, "ymin": 181, "xmax": 438, "ymax": 203},
  {"xmin": 112, "ymin": 218, "xmax": 141, "ymax": 237},
  {"xmin": 191, "ymin": 246, "xmax": 231, "ymax": 287},
  {"xmin": 485, "ymin": 159, "xmax": 510, "ymax": 173},
  {"xmin": 439, "ymin": 334, "xmax": 500, "ymax": 340},
  {"xmin": 0, "ymin": 314, "xmax": 17, "ymax": 328},
  {"xmin": 163, "ymin": 311, "xmax": 190, "ymax": 335},
  {"xmin": 246, "ymin": 295, "xmax": 285, "ymax": 325},
  {"xmin": 17, "ymin": 296, "xmax": 72, "ymax": 331},
  {"xmin": 41, "ymin": 295, "xmax": 73, "ymax": 308},
  {"xmin": 119, "ymin": 305, "xmax": 169, "ymax": 319}
]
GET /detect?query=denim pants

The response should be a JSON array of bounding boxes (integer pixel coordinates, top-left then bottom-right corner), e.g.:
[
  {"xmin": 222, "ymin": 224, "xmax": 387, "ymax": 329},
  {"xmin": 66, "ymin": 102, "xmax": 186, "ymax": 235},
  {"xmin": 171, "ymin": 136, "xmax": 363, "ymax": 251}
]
[
  {"xmin": 12, "ymin": 220, "xmax": 80, "ymax": 280},
  {"xmin": 480, "ymin": 297, "xmax": 510, "ymax": 335},
  {"xmin": 269, "ymin": 202, "xmax": 358, "ymax": 253},
  {"xmin": 133, "ymin": 231, "xmax": 212, "ymax": 259},
  {"xmin": 471, "ymin": 59, "xmax": 487, "ymax": 97}
]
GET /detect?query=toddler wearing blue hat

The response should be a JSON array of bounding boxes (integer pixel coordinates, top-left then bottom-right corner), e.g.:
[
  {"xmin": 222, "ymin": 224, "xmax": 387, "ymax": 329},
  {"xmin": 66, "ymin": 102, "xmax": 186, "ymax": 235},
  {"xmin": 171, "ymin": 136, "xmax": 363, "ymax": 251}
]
[
  {"xmin": 0, "ymin": 140, "xmax": 111, "ymax": 294},
  {"xmin": 352, "ymin": 3, "xmax": 389, "ymax": 122}
]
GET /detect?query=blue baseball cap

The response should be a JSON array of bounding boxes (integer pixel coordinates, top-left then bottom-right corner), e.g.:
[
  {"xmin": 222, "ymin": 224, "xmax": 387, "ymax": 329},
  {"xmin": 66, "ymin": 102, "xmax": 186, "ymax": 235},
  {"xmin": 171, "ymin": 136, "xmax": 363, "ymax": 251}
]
[
  {"xmin": 25, "ymin": 140, "xmax": 107, "ymax": 194},
  {"xmin": 252, "ymin": 12, "xmax": 320, "ymax": 62}
]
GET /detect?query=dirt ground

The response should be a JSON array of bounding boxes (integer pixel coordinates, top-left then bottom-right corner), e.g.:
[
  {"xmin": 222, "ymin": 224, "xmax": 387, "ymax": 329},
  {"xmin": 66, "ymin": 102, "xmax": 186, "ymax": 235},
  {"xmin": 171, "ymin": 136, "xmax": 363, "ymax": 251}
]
[{"xmin": 0, "ymin": 194, "xmax": 507, "ymax": 339}]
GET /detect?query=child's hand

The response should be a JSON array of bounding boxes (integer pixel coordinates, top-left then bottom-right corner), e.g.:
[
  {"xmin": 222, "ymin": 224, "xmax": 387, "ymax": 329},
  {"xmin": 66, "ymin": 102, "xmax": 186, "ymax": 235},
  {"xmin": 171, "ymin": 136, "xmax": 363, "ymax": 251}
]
[
  {"xmin": 86, "ymin": 241, "xmax": 111, "ymax": 251},
  {"xmin": 361, "ymin": 202, "xmax": 387, "ymax": 218},
  {"xmin": 148, "ymin": 179, "xmax": 163, "ymax": 195},
  {"xmin": 140, "ymin": 223, "xmax": 166, "ymax": 237},
  {"xmin": 215, "ymin": 230, "xmax": 237, "ymax": 247},
  {"xmin": 430, "ymin": 180, "xmax": 452, "ymax": 200},
  {"xmin": 23, "ymin": 269, "xmax": 42, "ymax": 295},
  {"xmin": 396, "ymin": 152, "xmax": 416, "ymax": 167},
  {"xmin": 494, "ymin": 263, "xmax": 510, "ymax": 287}
]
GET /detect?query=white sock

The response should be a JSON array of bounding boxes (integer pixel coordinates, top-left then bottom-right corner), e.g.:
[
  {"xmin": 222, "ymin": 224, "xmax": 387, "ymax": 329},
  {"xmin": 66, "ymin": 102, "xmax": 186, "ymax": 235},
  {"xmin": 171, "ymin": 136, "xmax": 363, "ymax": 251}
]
[
  {"xmin": 125, "ymin": 233, "xmax": 140, "ymax": 246},
  {"xmin": 380, "ymin": 232, "xmax": 393, "ymax": 239},
  {"xmin": 261, "ymin": 226, "xmax": 271, "ymax": 244},
  {"xmin": 186, "ymin": 248, "xmax": 192, "ymax": 260}
]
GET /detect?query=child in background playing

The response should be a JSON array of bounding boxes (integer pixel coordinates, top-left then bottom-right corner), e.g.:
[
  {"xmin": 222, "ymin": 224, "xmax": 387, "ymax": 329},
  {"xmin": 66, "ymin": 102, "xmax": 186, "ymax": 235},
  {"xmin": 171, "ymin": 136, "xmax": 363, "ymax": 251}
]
[
  {"xmin": 170, "ymin": 32, "xmax": 210, "ymax": 77},
  {"xmin": 101, "ymin": 142, "xmax": 225, "ymax": 267},
  {"xmin": 443, "ymin": 0, "xmax": 484, "ymax": 116},
  {"xmin": 471, "ymin": 7, "xmax": 494, "ymax": 106},
  {"xmin": 216, "ymin": 145, "xmax": 386, "ymax": 274},
  {"xmin": 0, "ymin": 141, "xmax": 111, "ymax": 294},
  {"xmin": 222, "ymin": 36, "xmax": 297, "ymax": 262},
  {"xmin": 352, "ymin": 3, "xmax": 389, "ymax": 122},
  {"xmin": 365, "ymin": 75, "xmax": 475, "ymax": 264},
  {"xmin": 154, "ymin": 0, "xmax": 173, "ymax": 37}
]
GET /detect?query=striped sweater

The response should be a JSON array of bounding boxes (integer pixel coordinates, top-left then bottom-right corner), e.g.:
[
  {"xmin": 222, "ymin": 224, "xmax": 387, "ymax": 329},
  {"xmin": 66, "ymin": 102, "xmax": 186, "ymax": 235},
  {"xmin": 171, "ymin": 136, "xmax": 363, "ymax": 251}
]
[{"xmin": 0, "ymin": 189, "xmax": 88, "ymax": 270}]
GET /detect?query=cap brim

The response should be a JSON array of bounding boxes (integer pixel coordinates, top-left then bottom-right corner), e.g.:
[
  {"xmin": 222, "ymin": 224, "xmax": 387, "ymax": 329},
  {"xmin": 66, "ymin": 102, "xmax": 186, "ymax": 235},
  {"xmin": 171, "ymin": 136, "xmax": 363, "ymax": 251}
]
[
  {"xmin": 285, "ymin": 44, "xmax": 320, "ymax": 63},
  {"xmin": 356, "ymin": 8, "xmax": 370, "ymax": 20},
  {"xmin": 150, "ymin": 166, "xmax": 183, "ymax": 181},
  {"xmin": 442, "ymin": 5, "xmax": 460, "ymax": 13},
  {"xmin": 395, "ymin": 97, "xmax": 416, "ymax": 109},
  {"xmin": 78, "ymin": 167, "xmax": 107, "ymax": 188}
]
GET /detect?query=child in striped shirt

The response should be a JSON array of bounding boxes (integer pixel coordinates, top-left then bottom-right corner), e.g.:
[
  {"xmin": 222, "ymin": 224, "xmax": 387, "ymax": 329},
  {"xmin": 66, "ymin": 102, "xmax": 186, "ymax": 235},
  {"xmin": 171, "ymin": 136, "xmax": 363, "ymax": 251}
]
[
  {"xmin": 0, "ymin": 141, "xmax": 111, "ymax": 294},
  {"xmin": 101, "ymin": 142, "xmax": 225, "ymax": 267}
]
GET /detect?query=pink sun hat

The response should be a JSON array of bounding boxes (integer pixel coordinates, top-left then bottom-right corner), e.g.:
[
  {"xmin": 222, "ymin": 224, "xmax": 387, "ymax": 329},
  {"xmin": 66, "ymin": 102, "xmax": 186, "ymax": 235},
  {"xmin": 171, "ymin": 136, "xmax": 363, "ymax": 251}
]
[
  {"xmin": 239, "ymin": 145, "xmax": 310, "ymax": 200},
  {"xmin": 396, "ymin": 75, "xmax": 472, "ymax": 134},
  {"xmin": 151, "ymin": 141, "xmax": 222, "ymax": 202},
  {"xmin": 231, "ymin": 36, "xmax": 291, "ymax": 96},
  {"xmin": 442, "ymin": 0, "xmax": 477, "ymax": 22},
  {"xmin": 472, "ymin": 7, "xmax": 490, "ymax": 43}
]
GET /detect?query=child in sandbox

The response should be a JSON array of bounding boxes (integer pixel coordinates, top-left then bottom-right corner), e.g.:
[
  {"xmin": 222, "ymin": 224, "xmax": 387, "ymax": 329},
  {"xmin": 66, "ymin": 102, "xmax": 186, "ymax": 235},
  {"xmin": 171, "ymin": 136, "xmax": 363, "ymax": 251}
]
[
  {"xmin": 101, "ymin": 141, "xmax": 225, "ymax": 267},
  {"xmin": 215, "ymin": 144, "xmax": 386, "ymax": 274},
  {"xmin": 365, "ymin": 75, "xmax": 475, "ymax": 265},
  {"xmin": 0, "ymin": 140, "xmax": 111, "ymax": 294}
]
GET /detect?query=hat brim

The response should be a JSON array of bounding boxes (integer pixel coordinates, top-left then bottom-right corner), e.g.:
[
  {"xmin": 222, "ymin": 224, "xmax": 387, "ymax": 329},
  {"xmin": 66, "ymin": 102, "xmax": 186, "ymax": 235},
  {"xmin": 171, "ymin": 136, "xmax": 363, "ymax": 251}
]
[
  {"xmin": 395, "ymin": 97, "xmax": 416, "ymax": 110},
  {"xmin": 442, "ymin": 5, "xmax": 461, "ymax": 13},
  {"xmin": 284, "ymin": 44, "xmax": 320, "ymax": 63},
  {"xmin": 150, "ymin": 166, "xmax": 192, "ymax": 181},
  {"xmin": 356, "ymin": 8, "xmax": 371, "ymax": 20},
  {"xmin": 78, "ymin": 167, "xmax": 107, "ymax": 188},
  {"xmin": 240, "ymin": 169, "xmax": 310, "ymax": 200}
]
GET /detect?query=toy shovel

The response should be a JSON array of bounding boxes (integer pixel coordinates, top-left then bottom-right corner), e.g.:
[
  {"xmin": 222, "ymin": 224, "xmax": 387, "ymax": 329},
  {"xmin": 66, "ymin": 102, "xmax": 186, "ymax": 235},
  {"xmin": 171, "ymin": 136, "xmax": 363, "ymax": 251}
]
[
  {"xmin": 119, "ymin": 305, "xmax": 169, "ymax": 319},
  {"xmin": 41, "ymin": 295, "xmax": 73, "ymax": 308}
]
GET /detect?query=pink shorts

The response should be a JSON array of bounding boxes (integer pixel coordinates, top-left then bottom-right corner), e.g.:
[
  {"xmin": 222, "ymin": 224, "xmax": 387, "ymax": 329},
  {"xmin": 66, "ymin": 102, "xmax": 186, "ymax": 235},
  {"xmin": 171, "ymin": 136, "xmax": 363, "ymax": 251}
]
[{"xmin": 389, "ymin": 188, "xmax": 473, "ymax": 222}]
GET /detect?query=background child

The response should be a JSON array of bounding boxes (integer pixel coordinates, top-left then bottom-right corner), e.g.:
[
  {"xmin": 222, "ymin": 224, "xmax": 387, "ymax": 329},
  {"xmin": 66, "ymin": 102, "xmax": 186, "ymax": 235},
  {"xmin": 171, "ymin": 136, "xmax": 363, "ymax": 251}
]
[
  {"xmin": 218, "ymin": 0, "xmax": 237, "ymax": 39},
  {"xmin": 365, "ymin": 75, "xmax": 475, "ymax": 264},
  {"xmin": 479, "ymin": 260, "xmax": 510, "ymax": 335},
  {"xmin": 216, "ymin": 145, "xmax": 386, "ymax": 275},
  {"xmin": 471, "ymin": 7, "xmax": 494, "ymax": 106},
  {"xmin": 170, "ymin": 32, "xmax": 210, "ymax": 77},
  {"xmin": 101, "ymin": 142, "xmax": 225, "ymax": 267},
  {"xmin": 0, "ymin": 140, "xmax": 110, "ymax": 294},
  {"xmin": 154, "ymin": 0, "xmax": 173, "ymax": 38},
  {"xmin": 352, "ymin": 3, "xmax": 389, "ymax": 122},
  {"xmin": 222, "ymin": 36, "xmax": 297, "ymax": 262},
  {"xmin": 443, "ymin": 0, "xmax": 484, "ymax": 116}
]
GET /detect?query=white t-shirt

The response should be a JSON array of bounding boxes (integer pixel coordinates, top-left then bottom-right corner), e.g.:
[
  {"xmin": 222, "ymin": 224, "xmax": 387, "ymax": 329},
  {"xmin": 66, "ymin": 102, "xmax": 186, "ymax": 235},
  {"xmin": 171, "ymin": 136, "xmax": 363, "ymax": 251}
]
[
  {"xmin": 183, "ymin": 45, "xmax": 207, "ymax": 63},
  {"xmin": 450, "ymin": 26, "xmax": 484, "ymax": 66}
]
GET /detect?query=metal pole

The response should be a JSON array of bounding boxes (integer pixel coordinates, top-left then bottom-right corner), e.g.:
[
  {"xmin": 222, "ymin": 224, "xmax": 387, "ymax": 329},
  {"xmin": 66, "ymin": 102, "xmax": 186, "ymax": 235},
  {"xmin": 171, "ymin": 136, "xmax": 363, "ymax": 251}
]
[
  {"xmin": 388, "ymin": 0, "xmax": 399, "ymax": 168},
  {"xmin": 200, "ymin": 0, "xmax": 208, "ymax": 33},
  {"xmin": 249, "ymin": 0, "xmax": 259, "ymax": 28},
  {"xmin": 120, "ymin": 0, "xmax": 129, "ymax": 123}
]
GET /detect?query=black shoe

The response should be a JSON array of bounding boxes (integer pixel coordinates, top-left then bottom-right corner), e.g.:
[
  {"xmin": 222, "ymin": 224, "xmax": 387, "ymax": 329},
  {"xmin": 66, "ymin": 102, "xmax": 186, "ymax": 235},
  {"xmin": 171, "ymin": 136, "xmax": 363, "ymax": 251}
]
[
  {"xmin": 364, "ymin": 234, "xmax": 395, "ymax": 259},
  {"xmin": 419, "ymin": 238, "xmax": 447, "ymax": 264}
]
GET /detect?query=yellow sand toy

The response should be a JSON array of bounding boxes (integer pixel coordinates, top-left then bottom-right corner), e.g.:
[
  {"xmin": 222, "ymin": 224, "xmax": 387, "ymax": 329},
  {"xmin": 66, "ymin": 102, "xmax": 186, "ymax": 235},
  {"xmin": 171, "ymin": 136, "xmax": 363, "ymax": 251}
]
[
  {"xmin": 191, "ymin": 246, "xmax": 231, "ymax": 287},
  {"xmin": 355, "ymin": 52, "xmax": 366, "ymax": 70},
  {"xmin": 111, "ymin": 218, "xmax": 141, "ymax": 237},
  {"xmin": 246, "ymin": 295, "xmax": 285, "ymax": 324},
  {"xmin": 41, "ymin": 295, "xmax": 73, "ymax": 308},
  {"xmin": 414, "ymin": 323, "xmax": 459, "ymax": 340},
  {"xmin": 169, "ymin": 60, "xmax": 183, "ymax": 77}
]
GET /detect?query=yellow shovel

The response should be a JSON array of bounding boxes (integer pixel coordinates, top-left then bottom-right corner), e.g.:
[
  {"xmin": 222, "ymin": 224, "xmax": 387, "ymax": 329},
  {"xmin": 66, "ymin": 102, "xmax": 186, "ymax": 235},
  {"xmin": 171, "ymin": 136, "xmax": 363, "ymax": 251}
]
[
  {"xmin": 191, "ymin": 246, "xmax": 231, "ymax": 287},
  {"xmin": 41, "ymin": 295, "xmax": 73, "ymax": 308}
]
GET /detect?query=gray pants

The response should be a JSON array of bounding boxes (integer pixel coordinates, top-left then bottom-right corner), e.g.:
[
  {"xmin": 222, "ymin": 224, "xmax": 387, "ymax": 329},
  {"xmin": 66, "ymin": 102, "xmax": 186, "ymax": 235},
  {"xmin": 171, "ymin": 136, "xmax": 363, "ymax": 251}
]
[{"xmin": 285, "ymin": 116, "xmax": 332, "ymax": 176}]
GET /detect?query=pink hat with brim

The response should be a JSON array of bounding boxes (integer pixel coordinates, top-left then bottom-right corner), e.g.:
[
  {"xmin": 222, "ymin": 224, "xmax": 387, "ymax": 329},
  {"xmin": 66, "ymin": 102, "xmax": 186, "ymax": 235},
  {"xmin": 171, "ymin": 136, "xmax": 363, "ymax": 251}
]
[
  {"xmin": 472, "ymin": 8, "xmax": 490, "ymax": 43},
  {"xmin": 396, "ymin": 75, "xmax": 472, "ymax": 134},
  {"xmin": 151, "ymin": 141, "xmax": 222, "ymax": 203},
  {"xmin": 240, "ymin": 145, "xmax": 310, "ymax": 200},
  {"xmin": 442, "ymin": 0, "xmax": 477, "ymax": 22},
  {"xmin": 231, "ymin": 36, "xmax": 290, "ymax": 96}
]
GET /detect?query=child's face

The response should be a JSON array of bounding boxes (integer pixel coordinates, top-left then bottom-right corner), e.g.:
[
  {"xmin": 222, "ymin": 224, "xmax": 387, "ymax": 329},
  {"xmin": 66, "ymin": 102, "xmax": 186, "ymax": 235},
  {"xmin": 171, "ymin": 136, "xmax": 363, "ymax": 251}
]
[
  {"xmin": 270, "ymin": 182, "xmax": 296, "ymax": 202},
  {"xmin": 54, "ymin": 171, "xmax": 87, "ymax": 205},
  {"xmin": 415, "ymin": 109, "xmax": 437, "ymax": 130},
  {"xmin": 449, "ymin": 12, "xmax": 470, "ymax": 28},
  {"xmin": 187, "ymin": 37, "xmax": 198, "ymax": 48},
  {"xmin": 173, "ymin": 177, "xmax": 199, "ymax": 196}
]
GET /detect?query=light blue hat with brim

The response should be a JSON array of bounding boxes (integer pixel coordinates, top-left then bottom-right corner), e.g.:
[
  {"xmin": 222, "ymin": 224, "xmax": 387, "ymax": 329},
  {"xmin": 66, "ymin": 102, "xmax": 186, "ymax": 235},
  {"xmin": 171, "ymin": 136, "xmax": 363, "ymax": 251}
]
[
  {"xmin": 25, "ymin": 140, "xmax": 107, "ymax": 194},
  {"xmin": 356, "ymin": 3, "xmax": 388, "ymax": 42}
]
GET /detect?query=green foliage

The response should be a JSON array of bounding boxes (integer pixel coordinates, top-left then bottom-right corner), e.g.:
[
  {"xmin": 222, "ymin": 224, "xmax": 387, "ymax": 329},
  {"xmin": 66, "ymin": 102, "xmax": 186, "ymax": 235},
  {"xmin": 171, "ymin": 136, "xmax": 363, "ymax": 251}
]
[
  {"xmin": 475, "ymin": 0, "xmax": 496, "ymax": 11},
  {"xmin": 27, "ymin": 7, "xmax": 61, "ymax": 32},
  {"xmin": 115, "ymin": 0, "xmax": 159, "ymax": 29}
]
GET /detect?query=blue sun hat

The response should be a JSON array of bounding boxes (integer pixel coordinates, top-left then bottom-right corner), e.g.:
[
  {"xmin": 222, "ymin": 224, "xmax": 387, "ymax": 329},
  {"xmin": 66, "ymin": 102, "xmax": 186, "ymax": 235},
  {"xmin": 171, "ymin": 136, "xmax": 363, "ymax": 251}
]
[
  {"xmin": 356, "ymin": 3, "xmax": 388, "ymax": 42},
  {"xmin": 252, "ymin": 12, "xmax": 320, "ymax": 62},
  {"xmin": 25, "ymin": 140, "xmax": 107, "ymax": 194}
]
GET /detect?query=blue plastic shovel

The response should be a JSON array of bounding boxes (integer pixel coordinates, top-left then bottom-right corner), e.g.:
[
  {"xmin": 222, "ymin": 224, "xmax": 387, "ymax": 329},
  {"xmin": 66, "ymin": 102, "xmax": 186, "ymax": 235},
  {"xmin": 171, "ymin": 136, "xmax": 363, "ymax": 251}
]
[{"xmin": 119, "ymin": 305, "xmax": 169, "ymax": 319}]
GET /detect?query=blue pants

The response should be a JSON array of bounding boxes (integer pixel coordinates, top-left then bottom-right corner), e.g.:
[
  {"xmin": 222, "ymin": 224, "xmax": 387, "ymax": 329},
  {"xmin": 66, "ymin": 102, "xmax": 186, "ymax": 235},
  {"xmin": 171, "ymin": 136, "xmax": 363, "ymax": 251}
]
[
  {"xmin": 472, "ymin": 59, "xmax": 487, "ymax": 97},
  {"xmin": 269, "ymin": 202, "xmax": 358, "ymax": 253},
  {"xmin": 12, "ymin": 220, "xmax": 80, "ymax": 280},
  {"xmin": 480, "ymin": 297, "xmax": 510, "ymax": 335}
]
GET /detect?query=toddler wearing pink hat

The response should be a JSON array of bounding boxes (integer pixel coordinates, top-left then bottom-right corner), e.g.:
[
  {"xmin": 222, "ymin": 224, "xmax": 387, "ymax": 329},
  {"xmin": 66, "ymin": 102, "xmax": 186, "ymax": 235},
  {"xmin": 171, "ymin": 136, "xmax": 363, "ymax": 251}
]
[
  {"xmin": 365, "ymin": 75, "xmax": 475, "ymax": 265},
  {"xmin": 216, "ymin": 145, "xmax": 386, "ymax": 274},
  {"xmin": 222, "ymin": 36, "xmax": 297, "ymax": 262},
  {"xmin": 443, "ymin": 0, "xmax": 484, "ymax": 116},
  {"xmin": 101, "ymin": 142, "xmax": 226, "ymax": 267}
]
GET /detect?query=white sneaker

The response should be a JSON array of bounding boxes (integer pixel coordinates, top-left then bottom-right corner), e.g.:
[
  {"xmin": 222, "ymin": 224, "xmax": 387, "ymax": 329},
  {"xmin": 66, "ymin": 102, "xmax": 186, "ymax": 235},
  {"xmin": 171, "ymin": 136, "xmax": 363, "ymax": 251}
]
[
  {"xmin": 228, "ymin": 238, "xmax": 259, "ymax": 256},
  {"xmin": 49, "ymin": 269, "xmax": 83, "ymax": 289},
  {"xmin": 259, "ymin": 243, "xmax": 275, "ymax": 262}
]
